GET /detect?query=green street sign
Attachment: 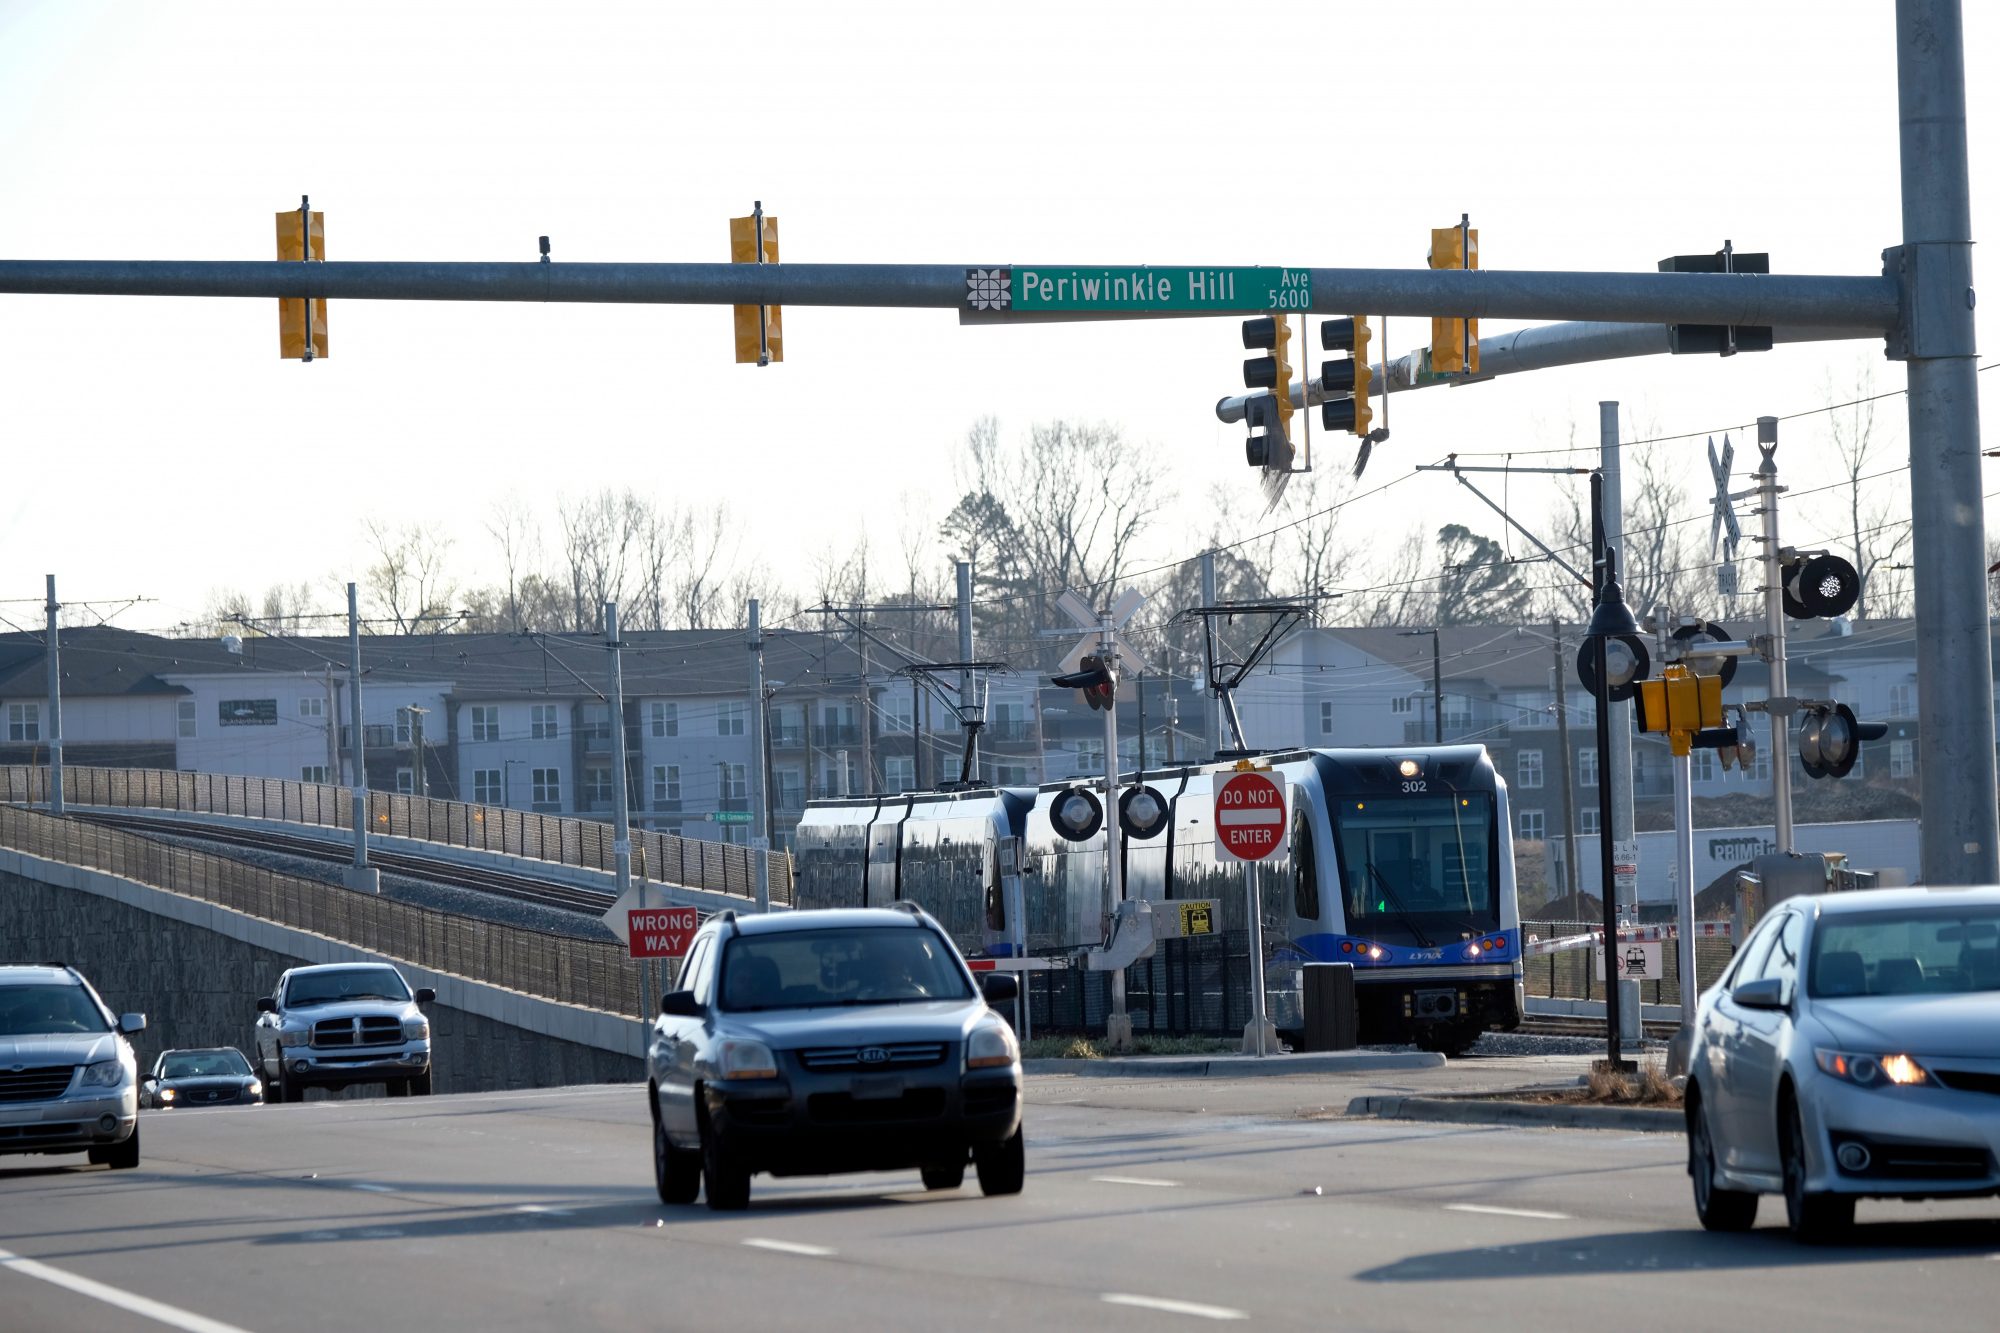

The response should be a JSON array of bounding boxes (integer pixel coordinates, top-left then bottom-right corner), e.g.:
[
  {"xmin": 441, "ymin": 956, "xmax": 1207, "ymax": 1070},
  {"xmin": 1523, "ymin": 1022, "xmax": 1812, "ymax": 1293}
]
[
  {"xmin": 968, "ymin": 265, "xmax": 1310, "ymax": 314},
  {"xmin": 712, "ymin": 810, "xmax": 754, "ymax": 825}
]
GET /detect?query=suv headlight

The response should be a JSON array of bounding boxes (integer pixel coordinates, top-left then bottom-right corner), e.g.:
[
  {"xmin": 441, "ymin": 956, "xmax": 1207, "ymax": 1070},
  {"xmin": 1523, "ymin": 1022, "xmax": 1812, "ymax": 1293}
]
[
  {"xmin": 79, "ymin": 1060, "xmax": 125, "ymax": 1088},
  {"xmin": 278, "ymin": 1027, "xmax": 309, "ymax": 1048},
  {"xmin": 966, "ymin": 1021, "xmax": 1020, "ymax": 1070},
  {"xmin": 1815, "ymin": 1048, "xmax": 1929, "ymax": 1087},
  {"xmin": 719, "ymin": 1038, "xmax": 778, "ymax": 1080},
  {"xmin": 403, "ymin": 1016, "xmax": 430, "ymax": 1040}
]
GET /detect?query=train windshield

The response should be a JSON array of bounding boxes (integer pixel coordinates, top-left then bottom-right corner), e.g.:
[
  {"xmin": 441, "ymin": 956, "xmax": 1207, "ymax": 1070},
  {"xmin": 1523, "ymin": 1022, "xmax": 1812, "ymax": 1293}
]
[{"xmin": 1330, "ymin": 793, "xmax": 1499, "ymax": 940}]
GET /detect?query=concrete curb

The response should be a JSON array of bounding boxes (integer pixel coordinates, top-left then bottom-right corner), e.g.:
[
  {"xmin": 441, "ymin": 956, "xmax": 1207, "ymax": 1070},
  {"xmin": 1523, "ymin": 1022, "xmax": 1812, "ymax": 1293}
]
[
  {"xmin": 1345, "ymin": 1093, "xmax": 1682, "ymax": 1133},
  {"xmin": 1024, "ymin": 1050, "xmax": 1446, "ymax": 1078}
]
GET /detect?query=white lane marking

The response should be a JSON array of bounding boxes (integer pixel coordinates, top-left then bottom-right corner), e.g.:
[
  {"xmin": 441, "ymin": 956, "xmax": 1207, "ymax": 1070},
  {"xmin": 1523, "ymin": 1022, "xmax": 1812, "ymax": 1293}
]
[
  {"xmin": 515, "ymin": 1205, "xmax": 575, "ymax": 1217},
  {"xmin": 0, "ymin": 1245, "xmax": 253, "ymax": 1333},
  {"xmin": 1443, "ymin": 1203, "xmax": 1572, "ymax": 1221},
  {"xmin": 1091, "ymin": 1175, "xmax": 1182, "ymax": 1188},
  {"xmin": 1102, "ymin": 1293, "xmax": 1248, "ymax": 1321},
  {"xmin": 351, "ymin": 1183, "xmax": 395, "ymax": 1193},
  {"xmin": 742, "ymin": 1238, "xmax": 837, "ymax": 1257}
]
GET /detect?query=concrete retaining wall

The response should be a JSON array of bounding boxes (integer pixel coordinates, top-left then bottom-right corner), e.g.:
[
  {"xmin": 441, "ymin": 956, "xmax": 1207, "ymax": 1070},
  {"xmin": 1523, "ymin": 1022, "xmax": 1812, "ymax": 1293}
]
[{"xmin": 0, "ymin": 852, "xmax": 645, "ymax": 1099}]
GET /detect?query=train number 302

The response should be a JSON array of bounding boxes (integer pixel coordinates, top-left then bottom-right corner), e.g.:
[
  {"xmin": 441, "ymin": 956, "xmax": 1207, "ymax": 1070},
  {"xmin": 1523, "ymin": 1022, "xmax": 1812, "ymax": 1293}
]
[{"xmin": 1400, "ymin": 779, "xmax": 1428, "ymax": 793}]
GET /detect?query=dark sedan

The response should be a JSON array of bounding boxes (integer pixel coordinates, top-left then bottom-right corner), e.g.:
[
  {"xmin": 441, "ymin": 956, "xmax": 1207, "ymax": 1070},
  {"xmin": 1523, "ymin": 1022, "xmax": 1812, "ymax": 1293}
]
[{"xmin": 142, "ymin": 1047, "xmax": 263, "ymax": 1109}]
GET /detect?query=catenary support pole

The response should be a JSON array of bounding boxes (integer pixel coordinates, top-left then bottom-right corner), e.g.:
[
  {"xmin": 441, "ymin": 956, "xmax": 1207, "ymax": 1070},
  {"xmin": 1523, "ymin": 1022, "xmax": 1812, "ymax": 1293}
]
[
  {"xmin": 44, "ymin": 575, "xmax": 62, "ymax": 816},
  {"xmin": 1200, "ymin": 551, "xmax": 1221, "ymax": 756},
  {"xmin": 1103, "ymin": 610, "xmax": 1130, "ymax": 1051},
  {"xmin": 606, "ymin": 601, "xmax": 632, "ymax": 906},
  {"xmin": 1897, "ymin": 0, "xmax": 1997, "ymax": 885},
  {"xmin": 1601, "ymin": 403, "xmax": 1641, "ymax": 1049},
  {"xmin": 749, "ymin": 597, "xmax": 771, "ymax": 913},
  {"xmin": 956, "ymin": 562, "xmax": 976, "ymax": 778}
]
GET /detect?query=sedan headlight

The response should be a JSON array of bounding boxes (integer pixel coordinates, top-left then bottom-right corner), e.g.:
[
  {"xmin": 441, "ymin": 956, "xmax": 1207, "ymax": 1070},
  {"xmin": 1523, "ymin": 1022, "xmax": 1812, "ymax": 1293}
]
[
  {"xmin": 278, "ymin": 1027, "xmax": 309, "ymax": 1048},
  {"xmin": 402, "ymin": 1016, "xmax": 430, "ymax": 1040},
  {"xmin": 966, "ymin": 1021, "xmax": 1020, "ymax": 1070},
  {"xmin": 79, "ymin": 1060, "xmax": 125, "ymax": 1088},
  {"xmin": 719, "ymin": 1038, "xmax": 778, "ymax": 1080},
  {"xmin": 1815, "ymin": 1048, "xmax": 1930, "ymax": 1087},
  {"xmin": 158, "ymin": 1088, "xmax": 178, "ymax": 1103},
  {"xmin": 246, "ymin": 1080, "xmax": 263, "ymax": 1097}
]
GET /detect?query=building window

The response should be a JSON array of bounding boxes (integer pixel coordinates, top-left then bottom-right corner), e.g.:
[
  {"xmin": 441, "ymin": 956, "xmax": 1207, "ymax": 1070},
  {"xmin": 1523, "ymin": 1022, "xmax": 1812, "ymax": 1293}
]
[
  {"xmin": 653, "ymin": 764, "xmax": 681, "ymax": 803},
  {"xmin": 301, "ymin": 765, "xmax": 329, "ymax": 784},
  {"xmin": 1890, "ymin": 740, "xmax": 1914, "ymax": 779},
  {"xmin": 1443, "ymin": 696, "xmax": 1472, "ymax": 729},
  {"xmin": 649, "ymin": 701, "xmax": 678, "ymax": 737},
  {"xmin": 1320, "ymin": 701, "xmax": 1335, "ymax": 735},
  {"xmin": 8, "ymin": 703, "xmax": 40, "ymax": 743},
  {"xmin": 722, "ymin": 763, "xmax": 748, "ymax": 800},
  {"xmin": 1577, "ymin": 747, "xmax": 1598, "ymax": 788},
  {"xmin": 776, "ymin": 768, "xmax": 805, "ymax": 811},
  {"xmin": 299, "ymin": 696, "xmax": 325, "ymax": 720},
  {"xmin": 1512, "ymin": 691, "xmax": 1550, "ymax": 728},
  {"xmin": 396, "ymin": 768, "xmax": 414, "ymax": 795},
  {"xmin": 885, "ymin": 696, "xmax": 914, "ymax": 734},
  {"xmin": 1518, "ymin": 809, "xmax": 1545, "ymax": 841},
  {"xmin": 994, "ymin": 763, "xmax": 1028, "ymax": 786},
  {"xmin": 992, "ymin": 702, "xmax": 1024, "ymax": 738},
  {"xmin": 1749, "ymin": 746, "xmax": 1771, "ymax": 782},
  {"xmin": 1578, "ymin": 808, "xmax": 1600, "ymax": 835},
  {"xmin": 531, "ymin": 768, "xmax": 561, "ymax": 805},
  {"xmin": 177, "ymin": 700, "xmax": 197, "ymax": 738},
  {"xmin": 1690, "ymin": 749, "xmax": 1715, "ymax": 783},
  {"xmin": 718, "ymin": 702, "xmax": 747, "ymax": 737},
  {"xmin": 1889, "ymin": 684, "xmax": 1914, "ymax": 717},
  {"xmin": 1391, "ymin": 695, "xmax": 1411, "ymax": 715},
  {"xmin": 395, "ymin": 709, "xmax": 415, "ymax": 745},
  {"xmin": 470, "ymin": 706, "xmax": 500, "ymax": 744},
  {"xmin": 531, "ymin": 704, "xmax": 559, "ymax": 740},
  {"xmin": 1517, "ymin": 750, "xmax": 1544, "ymax": 789},
  {"xmin": 582, "ymin": 768, "xmax": 613, "ymax": 806},
  {"xmin": 885, "ymin": 755, "xmax": 915, "ymax": 791},
  {"xmin": 474, "ymin": 769, "xmax": 502, "ymax": 804},
  {"xmin": 1074, "ymin": 741, "xmax": 1105, "ymax": 772}
]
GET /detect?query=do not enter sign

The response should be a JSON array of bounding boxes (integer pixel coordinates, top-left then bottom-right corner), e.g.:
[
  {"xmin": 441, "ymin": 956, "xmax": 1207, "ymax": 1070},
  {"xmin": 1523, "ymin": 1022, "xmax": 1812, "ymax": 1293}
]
[{"xmin": 1215, "ymin": 771, "xmax": 1287, "ymax": 862}]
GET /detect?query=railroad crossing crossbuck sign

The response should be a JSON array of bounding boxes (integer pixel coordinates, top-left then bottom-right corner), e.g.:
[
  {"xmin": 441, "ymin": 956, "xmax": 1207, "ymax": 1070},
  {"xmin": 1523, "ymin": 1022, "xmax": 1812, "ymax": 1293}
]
[{"xmin": 1214, "ymin": 771, "xmax": 1287, "ymax": 862}]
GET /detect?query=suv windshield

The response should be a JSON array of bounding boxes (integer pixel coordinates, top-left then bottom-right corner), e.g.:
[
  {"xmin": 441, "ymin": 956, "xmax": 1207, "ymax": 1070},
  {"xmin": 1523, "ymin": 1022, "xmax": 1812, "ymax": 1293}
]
[
  {"xmin": 161, "ymin": 1049, "xmax": 251, "ymax": 1079},
  {"xmin": 0, "ymin": 983, "xmax": 112, "ymax": 1036},
  {"xmin": 719, "ymin": 927, "xmax": 973, "ymax": 1011},
  {"xmin": 1810, "ymin": 906, "xmax": 2000, "ymax": 997},
  {"xmin": 284, "ymin": 967, "xmax": 411, "ymax": 1008}
]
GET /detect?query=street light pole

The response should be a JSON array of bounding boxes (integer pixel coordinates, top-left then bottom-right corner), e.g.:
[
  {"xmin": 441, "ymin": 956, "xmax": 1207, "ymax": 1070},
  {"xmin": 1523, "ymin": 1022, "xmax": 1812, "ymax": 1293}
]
[{"xmin": 1586, "ymin": 473, "xmax": 1636, "ymax": 1074}]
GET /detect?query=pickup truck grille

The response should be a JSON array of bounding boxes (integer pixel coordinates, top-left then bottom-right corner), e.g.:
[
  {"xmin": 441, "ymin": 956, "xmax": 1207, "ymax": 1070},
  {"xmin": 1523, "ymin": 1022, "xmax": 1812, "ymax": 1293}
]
[
  {"xmin": 797, "ymin": 1042, "xmax": 947, "ymax": 1072},
  {"xmin": 0, "ymin": 1065, "xmax": 76, "ymax": 1103},
  {"xmin": 312, "ymin": 1017, "xmax": 404, "ymax": 1048}
]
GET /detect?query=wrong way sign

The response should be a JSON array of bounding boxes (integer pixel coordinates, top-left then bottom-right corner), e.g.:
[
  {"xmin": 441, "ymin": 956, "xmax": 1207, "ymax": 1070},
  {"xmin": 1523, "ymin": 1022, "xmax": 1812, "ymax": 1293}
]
[
  {"xmin": 1215, "ymin": 771, "xmax": 1287, "ymax": 863},
  {"xmin": 603, "ymin": 886, "xmax": 700, "ymax": 960}
]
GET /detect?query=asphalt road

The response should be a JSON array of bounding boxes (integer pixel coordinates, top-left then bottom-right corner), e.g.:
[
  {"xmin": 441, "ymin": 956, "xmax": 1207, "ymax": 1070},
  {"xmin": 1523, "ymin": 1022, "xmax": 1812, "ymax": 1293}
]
[{"xmin": 3, "ymin": 1070, "xmax": 1995, "ymax": 1332}]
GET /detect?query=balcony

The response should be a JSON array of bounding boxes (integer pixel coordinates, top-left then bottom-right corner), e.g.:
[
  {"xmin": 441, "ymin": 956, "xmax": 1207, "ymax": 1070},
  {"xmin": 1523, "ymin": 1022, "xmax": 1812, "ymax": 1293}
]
[
  {"xmin": 770, "ymin": 726, "xmax": 807, "ymax": 749},
  {"xmin": 985, "ymin": 721, "xmax": 1034, "ymax": 744},
  {"xmin": 1402, "ymin": 719, "xmax": 1488, "ymax": 744},
  {"xmin": 813, "ymin": 724, "xmax": 862, "ymax": 747}
]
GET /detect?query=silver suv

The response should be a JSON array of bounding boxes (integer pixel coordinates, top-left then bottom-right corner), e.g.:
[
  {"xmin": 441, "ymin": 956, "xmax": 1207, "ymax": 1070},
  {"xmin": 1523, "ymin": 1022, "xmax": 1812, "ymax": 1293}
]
[
  {"xmin": 254, "ymin": 963, "xmax": 435, "ymax": 1101},
  {"xmin": 0, "ymin": 964, "xmax": 147, "ymax": 1169}
]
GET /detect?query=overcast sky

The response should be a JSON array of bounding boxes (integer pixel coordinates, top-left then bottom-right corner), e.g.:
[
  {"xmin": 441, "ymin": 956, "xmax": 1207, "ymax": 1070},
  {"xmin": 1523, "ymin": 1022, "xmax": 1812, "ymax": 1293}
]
[{"xmin": 0, "ymin": 0, "xmax": 1992, "ymax": 640}]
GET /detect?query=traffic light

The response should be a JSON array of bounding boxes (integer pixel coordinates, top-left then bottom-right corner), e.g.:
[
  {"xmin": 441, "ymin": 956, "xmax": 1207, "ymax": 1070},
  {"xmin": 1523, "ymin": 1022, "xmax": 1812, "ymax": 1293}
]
[
  {"xmin": 1240, "ymin": 316, "xmax": 1294, "ymax": 470},
  {"xmin": 1319, "ymin": 317, "xmax": 1373, "ymax": 435},
  {"xmin": 1052, "ymin": 654, "xmax": 1116, "ymax": 711},
  {"xmin": 1797, "ymin": 703, "xmax": 1887, "ymax": 780},
  {"xmin": 1658, "ymin": 243, "xmax": 1772, "ymax": 355},
  {"xmin": 730, "ymin": 203, "xmax": 783, "ymax": 365},
  {"xmin": 1782, "ymin": 553, "xmax": 1861, "ymax": 620},
  {"xmin": 1635, "ymin": 665, "xmax": 1724, "ymax": 756},
  {"xmin": 1428, "ymin": 217, "xmax": 1479, "ymax": 375},
  {"xmin": 275, "ymin": 200, "xmax": 327, "ymax": 361}
]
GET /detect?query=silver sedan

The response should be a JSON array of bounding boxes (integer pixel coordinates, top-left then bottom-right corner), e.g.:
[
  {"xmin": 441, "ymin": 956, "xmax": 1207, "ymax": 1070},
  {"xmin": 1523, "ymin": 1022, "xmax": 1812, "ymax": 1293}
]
[{"xmin": 1684, "ymin": 885, "xmax": 2000, "ymax": 1241}]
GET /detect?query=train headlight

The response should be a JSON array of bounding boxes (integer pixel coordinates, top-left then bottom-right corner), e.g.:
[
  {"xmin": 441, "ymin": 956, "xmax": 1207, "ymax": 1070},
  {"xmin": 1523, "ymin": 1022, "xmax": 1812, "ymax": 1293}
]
[{"xmin": 1398, "ymin": 759, "xmax": 1421, "ymax": 778}]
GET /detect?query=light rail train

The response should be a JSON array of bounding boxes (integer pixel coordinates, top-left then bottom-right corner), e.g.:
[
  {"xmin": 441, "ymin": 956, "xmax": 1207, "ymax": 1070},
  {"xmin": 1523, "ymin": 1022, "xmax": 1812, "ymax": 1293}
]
[{"xmin": 793, "ymin": 744, "xmax": 1523, "ymax": 1054}]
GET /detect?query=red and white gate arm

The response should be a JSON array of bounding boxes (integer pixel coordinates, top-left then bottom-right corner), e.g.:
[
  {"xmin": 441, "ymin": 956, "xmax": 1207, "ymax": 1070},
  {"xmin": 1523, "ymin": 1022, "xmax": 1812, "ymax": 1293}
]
[{"xmin": 1523, "ymin": 920, "xmax": 1735, "ymax": 957}]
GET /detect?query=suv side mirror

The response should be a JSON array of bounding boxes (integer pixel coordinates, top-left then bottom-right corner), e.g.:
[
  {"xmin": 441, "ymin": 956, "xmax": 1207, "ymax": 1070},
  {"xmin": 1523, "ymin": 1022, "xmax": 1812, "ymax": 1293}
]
[
  {"xmin": 659, "ymin": 990, "xmax": 704, "ymax": 1018},
  {"xmin": 1731, "ymin": 976, "xmax": 1788, "ymax": 1010},
  {"xmin": 414, "ymin": 987, "xmax": 436, "ymax": 1005},
  {"xmin": 256, "ymin": 997, "xmax": 278, "ymax": 1013},
  {"xmin": 979, "ymin": 973, "xmax": 1020, "ymax": 1005},
  {"xmin": 118, "ymin": 1012, "xmax": 147, "ymax": 1034}
]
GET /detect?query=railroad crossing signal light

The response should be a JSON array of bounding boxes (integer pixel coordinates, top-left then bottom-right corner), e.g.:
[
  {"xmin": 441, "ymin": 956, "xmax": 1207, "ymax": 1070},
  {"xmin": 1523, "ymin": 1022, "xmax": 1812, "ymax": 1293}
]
[
  {"xmin": 1576, "ymin": 631, "xmax": 1650, "ymax": 703},
  {"xmin": 1782, "ymin": 553, "xmax": 1861, "ymax": 620},
  {"xmin": 1427, "ymin": 218, "xmax": 1480, "ymax": 375},
  {"xmin": 1052, "ymin": 654, "xmax": 1116, "ymax": 711},
  {"xmin": 1798, "ymin": 703, "xmax": 1887, "ymax": 780},
  {"xmin": 1319, "ymin": 317, "xmax": 1373, "ymax": 435},
  {"xmin": 730, "ymin": 205, "xmax": 783, "ymax": 365},
  {"xmin": 275, "ymin": 202, "xmax": 327, "ymax": 361},
  {"xmin": 1240, "ymin": 316, "xmax": 1295, "ymax": 468}
]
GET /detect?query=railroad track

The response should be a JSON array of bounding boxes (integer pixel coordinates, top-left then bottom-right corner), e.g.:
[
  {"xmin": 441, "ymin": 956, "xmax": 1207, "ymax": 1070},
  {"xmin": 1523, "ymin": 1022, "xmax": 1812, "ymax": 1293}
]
[
  {"xmin": 73, "ymin": 811, "xmax": 625, "ymax": 917},
  {"xmin": 1516, "ymin": 1014, "xmax": 1683, "ymax": 1040}
]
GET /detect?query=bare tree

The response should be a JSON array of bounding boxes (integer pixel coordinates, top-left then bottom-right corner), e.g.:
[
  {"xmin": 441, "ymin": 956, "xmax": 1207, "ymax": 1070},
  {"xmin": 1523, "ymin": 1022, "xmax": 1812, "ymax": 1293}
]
[
  {"xmin": 484, "ymin": 494, "xmax": 542, "ymax": 633},
  {"xmin": 361, "ymin": 519, "xmax": 458, "ymax": 633},
  {"xmin": 258, "ymin": 582, "xmax": 316, "ymax": 635},
  {"xmin": 190, "ymin": 588, "xmax": 254, "ymax": 638},
  {"xmin": 1434, "ymin": 524, "xmax": 1534, "ymax": 624},
  {"xmin": 1819, "ymin": 363, "xmax": 1913, "ymax": 620}
]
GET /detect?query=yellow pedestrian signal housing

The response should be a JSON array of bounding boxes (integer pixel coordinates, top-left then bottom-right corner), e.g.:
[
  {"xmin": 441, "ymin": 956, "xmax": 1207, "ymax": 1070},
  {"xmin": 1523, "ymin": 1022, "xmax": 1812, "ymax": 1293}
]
[
  {"xmin": 1636, "ymin": 664, "xmax": 1724, "ymax": 755},
  {"xmin": 1319, "ymin": 317, "xmax": 1373, "ymax": 436},
  {"xmin": 1427, "ymin": 216, "xmax": 1479, "ymax": 375},
  {"xmin": 275, "ymin": 202, "xmax": 326, "ymax": 361},
  {"xmin": 1240, "ymin": 315, "xmax": 1295, "ymax": 469},
  {"xmin": 730, "ymin": 203, "xmax": 783, "ymax": 365}
]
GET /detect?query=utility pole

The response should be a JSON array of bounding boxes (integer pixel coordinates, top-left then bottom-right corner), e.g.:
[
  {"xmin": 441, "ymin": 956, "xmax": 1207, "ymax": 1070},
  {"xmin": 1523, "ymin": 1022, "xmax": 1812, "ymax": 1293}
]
[
  {"xmin": 44, "ymin": 575, "xmax": 63, "ymax": 816},
  {"xmin": 322, "ymin": 667, "xmax": 340, "ymax": 784},
  {"xmin": 1200, "ymin": 550, "xmax": 1221, "ymax": 756},
  {"xmin": 1099, "ymin": 605, "xmax": 1129, "ymax": 1051},
  {"xmin": 749, "ymin": 597, "xmax": 771, "ymax": 913},
  {"xmin": 407, "ymin": 706, "xmax": 429, "ymax": 798},
  {"xmin": 1601, "ymin": 401, "xmax": 1641, "ymax": 1049},
  {"xmin": 605, "ymin": 600, "xmax": 632, "ymax": 904},
  {"xmin": 956, "ymin": 562, "xmax": 976, "ymax": 778},
  {"xmin": 1754, "ymin": 418, "xmax": 1796, "ymax": 855},
  {"xmin": 1551, "ymin": 619, "xmax": 1579, "ymax": 903},
  {"xmin": 345, "ymin": 582, "xmax": 377, "ymax": 893},
  {"xmin": 856, "ymin": 629, "xmax": 874, "ymax": 794}
]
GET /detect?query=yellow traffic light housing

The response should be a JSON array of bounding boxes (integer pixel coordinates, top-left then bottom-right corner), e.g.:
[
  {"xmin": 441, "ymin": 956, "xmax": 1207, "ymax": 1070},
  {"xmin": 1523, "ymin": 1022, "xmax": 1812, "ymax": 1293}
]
[
  {"xmin": 1636, "ymin": 664, "xmax": 1725, "ymax": 755},
  {"xmin": 730, "ymin": 204, "xmax": 783, "ymax": 365},
  {"xmin": 1428, "ymin": 217, "xmax": 1480, "ymax": 375},
  {"xmin": 1318, "ymin": 316, "xmax": 1373, "ymax": 437},
  {"xmin": 275, "ymin": 203, "xmax": 326, "ymax": 361}
]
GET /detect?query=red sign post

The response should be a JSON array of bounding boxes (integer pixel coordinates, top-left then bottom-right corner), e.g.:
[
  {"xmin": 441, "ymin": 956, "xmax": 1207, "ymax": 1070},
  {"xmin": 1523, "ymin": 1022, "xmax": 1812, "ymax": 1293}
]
[
  {"xmin": 627, "ymin": 906, "xmax": 698, "ymax": 960},
  {"xmin": 1215, "ymin": 770, "xmax": 1287, "ymax": 862}
]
